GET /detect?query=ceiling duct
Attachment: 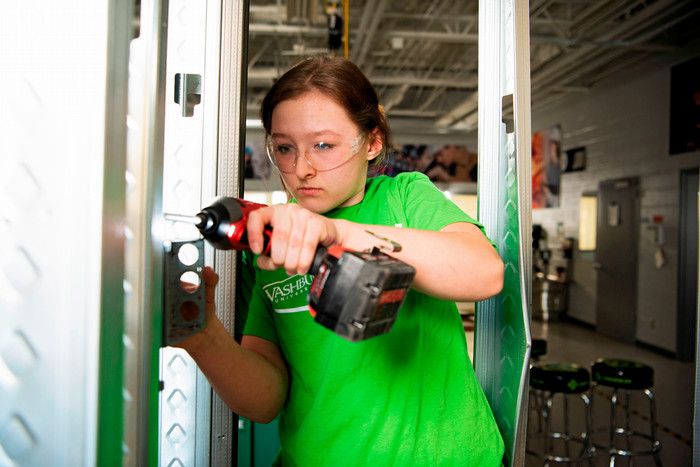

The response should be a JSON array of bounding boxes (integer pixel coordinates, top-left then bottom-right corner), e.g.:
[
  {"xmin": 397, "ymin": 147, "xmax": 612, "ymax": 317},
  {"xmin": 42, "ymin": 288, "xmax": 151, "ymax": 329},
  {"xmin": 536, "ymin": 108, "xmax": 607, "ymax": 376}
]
[{"xmin": 286, "ymin": 0, "xmax": 323, "ymax": 25}]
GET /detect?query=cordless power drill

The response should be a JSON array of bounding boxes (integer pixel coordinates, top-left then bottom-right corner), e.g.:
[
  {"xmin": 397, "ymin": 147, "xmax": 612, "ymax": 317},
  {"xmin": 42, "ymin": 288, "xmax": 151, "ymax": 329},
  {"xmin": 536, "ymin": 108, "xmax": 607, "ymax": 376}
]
[{"xmin": 186, "ymin": 197, "xmax": 416, "ymax": 342}]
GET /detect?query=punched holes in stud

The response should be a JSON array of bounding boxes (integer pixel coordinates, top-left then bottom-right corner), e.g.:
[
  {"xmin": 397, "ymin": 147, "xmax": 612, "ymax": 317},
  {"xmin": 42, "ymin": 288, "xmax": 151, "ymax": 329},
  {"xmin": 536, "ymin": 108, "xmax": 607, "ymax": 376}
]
[
  {"xmin": 179, "ymin": 270, "xmax": 201, "ymax": 321},
  {"xmin": 178, "ymin": 242, "xmax": 200, "ymax": 266}
]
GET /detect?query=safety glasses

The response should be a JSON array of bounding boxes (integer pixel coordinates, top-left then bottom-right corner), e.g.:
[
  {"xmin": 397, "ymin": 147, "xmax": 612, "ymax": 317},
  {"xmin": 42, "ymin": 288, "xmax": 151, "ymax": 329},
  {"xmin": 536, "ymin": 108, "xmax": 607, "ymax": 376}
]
[{"xmin": 265, "ymin": 133, "xmax": 366, "ymax": 173}]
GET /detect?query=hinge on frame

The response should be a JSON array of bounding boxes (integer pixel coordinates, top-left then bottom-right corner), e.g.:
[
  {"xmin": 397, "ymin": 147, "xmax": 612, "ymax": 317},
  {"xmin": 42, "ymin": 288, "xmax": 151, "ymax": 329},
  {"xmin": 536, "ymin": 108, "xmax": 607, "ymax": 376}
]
[{"xmin": 174, "ymin": 73, "xmax": 202, "ymax": 117}]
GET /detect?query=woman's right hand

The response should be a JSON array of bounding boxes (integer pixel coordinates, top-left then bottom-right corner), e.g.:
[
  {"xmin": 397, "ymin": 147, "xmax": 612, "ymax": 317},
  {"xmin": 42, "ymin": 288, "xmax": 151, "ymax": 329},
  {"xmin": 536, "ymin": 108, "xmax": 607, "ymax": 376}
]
[{"xmin": 246, "ymin": 204, "xmax": 344, "ymax": 276}]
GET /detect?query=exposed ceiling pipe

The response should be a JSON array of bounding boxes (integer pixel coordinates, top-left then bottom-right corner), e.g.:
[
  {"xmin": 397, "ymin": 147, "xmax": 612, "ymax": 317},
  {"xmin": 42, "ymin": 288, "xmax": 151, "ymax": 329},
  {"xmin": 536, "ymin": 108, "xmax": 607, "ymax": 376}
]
[
  {"xmin": 627, "ymin": 5, "xmax": 700, "ymax": 46},
  {"xmin": 249, "ymin": 21, "xmax": 676, "ymax": 50},
  {"xmin": 529, "ymin": 37, "xmax": 659, "ymax": 107},
  {"xmin": 441, "ymin": 0, "xmax": 681, "ymax": 130},
  {"xmin": 374, "ymin": 10, "xmax": 569, "ymax": 29},
  {"xmin": 530, "ymin": 0, "xmax": 557, "ymax": 20},
  {"xmin": 530, "ymin": 0, "xmax": 681, "ymax": 88},
  {"xmin": 249, "ymin": 5, "xmax": 288, "ymax": 23},
  {"xmin": 247, "ymin": 67, "xmax": 477, "ymax": 88},
  {"xmin": 245, "ymin": 0, "xmax": 699, "ymax": 133},
  {"xmin": 413, "ymin": 48, "xmax": 454, "ymax": 109},
  {"xmin": 542, "ymin": 3, "xmax": 684, "ymax": 90},
  {"xmin": 382, "ymin": 84, "xmax": 411, "ymax": 111},
  {"xmin": 248, "ymin": 23, "xmax": 327, "ymax": 36},
  {"xmin": 383, "ymin": 29, "xmax": 478, "ymax": 43},
  {"xmin": 417, "ymin": 47, "xmax": 476, "ymax": 114},
  {"xmin": 435, "ymin": 91, "xmax": 478, "ymax": 127},
  {"xmin": 567, "ymin": 0, "xmax": 630, "ymax": 36},
  {"xmin": 388, "ymin": 110, "xmax": 439, "ymax": 118},
  {"xmin": 351, "ymin": 1, "xmax": 375, "ymax": 62},
  {"xmin": 247, "ymin": 40, "xmax": 270, "ymax": 69},
  {"xmin": 356, "ymin": 0, "xmax": 388, "ymax": 67},
  {"xmin": 529, "ymin": 34, "xmax": 675, "ymax": 51},
  {"xmin": 418, "ymin": 85, "xmax": 448, "ymax": 112}
]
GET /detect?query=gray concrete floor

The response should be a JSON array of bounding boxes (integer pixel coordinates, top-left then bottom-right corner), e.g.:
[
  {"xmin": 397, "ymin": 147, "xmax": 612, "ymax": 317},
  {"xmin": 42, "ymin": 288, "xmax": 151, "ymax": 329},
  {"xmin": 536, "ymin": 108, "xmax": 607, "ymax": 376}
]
[{"xmin": 521, "ymin": 319, "xmax": 694, "ymax": 466}]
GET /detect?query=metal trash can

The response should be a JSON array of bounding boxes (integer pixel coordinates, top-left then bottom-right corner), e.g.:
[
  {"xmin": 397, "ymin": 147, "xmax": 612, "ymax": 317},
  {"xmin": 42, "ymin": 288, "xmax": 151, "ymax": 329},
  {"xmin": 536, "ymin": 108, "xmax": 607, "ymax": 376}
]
[{"xmin": 532, "ymin": 274, "xmax": 567, "ymax": 321}]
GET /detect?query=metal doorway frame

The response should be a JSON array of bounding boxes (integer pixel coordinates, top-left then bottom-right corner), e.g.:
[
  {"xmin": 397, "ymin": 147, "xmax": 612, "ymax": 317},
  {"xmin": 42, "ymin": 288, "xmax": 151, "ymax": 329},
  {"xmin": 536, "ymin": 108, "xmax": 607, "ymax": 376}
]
[
  {"xmin": 476, "ymin": 0, "xmax": 532, "ymax": 465},
  {"xmin": 159, "ymin": 0, "xmax": 250, "ymax": 465}
]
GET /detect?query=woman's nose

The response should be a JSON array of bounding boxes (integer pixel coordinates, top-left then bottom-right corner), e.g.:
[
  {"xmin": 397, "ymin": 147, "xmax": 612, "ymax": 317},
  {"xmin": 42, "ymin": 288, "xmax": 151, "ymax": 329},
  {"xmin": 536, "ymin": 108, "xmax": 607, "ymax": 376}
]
[{"xmin": 294, "ymin": 151, "xmax": 315, "ymax": 178}]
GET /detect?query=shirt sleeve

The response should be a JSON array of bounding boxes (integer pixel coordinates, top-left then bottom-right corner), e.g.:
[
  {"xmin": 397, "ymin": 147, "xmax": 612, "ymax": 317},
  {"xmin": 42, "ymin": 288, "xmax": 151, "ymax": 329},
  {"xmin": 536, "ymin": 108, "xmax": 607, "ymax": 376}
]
[{"xmin": 396, "ymin": 172, "xmax": 496, "ymax": 249}]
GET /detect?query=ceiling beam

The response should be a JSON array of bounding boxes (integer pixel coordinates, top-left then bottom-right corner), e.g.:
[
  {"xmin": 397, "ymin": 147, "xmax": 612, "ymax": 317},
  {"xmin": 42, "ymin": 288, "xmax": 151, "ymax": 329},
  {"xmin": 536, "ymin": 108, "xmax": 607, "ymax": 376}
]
[
  {"xmin": 247, "ymin": 67, "xmax": 477, "ymax": 88},
  {"xmin": 356, "ymin": 0, "xmax": 388, "ymax": 66}
]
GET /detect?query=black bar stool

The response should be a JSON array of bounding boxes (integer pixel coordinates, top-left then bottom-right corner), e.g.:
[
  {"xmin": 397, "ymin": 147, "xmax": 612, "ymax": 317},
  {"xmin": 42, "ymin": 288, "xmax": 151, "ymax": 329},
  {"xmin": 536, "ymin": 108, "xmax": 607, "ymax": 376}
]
[
  {"xmin": 591, "ymin": 358, "xmax": 662, "ymax": 465},
  {"xmin": 532, "ymin": 338, "xmax": 548, "ymax": 362},
  {"xmin": 528, "ymin": 339, "xmax": 548, "ymax": 437},
  {"xmin": 528, "ymin": 362, "xmax": 596, "ymax": 465}
]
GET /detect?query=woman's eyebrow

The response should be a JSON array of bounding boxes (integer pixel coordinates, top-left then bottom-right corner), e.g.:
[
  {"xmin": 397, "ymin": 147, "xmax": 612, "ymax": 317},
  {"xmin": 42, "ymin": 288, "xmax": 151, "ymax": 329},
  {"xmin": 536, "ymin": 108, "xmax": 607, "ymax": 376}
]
[
  {"xmin": 271, "ymin": 130, "xmax": 344, "ymax": 140},
  {"xmin": 308, "ymin": 130, "xmax": 343, "ymax": 139}
]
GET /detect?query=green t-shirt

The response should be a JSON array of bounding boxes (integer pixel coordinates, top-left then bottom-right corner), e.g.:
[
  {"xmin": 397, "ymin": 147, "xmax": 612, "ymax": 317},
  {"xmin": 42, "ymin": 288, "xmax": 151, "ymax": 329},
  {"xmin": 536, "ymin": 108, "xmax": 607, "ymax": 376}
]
[{"xmin": 242, "ymin": 172, "xmax": 504, "ymax": 466}]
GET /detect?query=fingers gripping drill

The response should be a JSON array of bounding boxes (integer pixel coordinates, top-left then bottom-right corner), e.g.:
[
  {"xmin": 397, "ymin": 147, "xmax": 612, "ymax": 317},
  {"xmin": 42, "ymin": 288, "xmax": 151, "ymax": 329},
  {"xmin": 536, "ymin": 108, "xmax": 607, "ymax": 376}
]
[{"xmin": 169, "ymin": 197, "xmax": 416, "ymax": 342}]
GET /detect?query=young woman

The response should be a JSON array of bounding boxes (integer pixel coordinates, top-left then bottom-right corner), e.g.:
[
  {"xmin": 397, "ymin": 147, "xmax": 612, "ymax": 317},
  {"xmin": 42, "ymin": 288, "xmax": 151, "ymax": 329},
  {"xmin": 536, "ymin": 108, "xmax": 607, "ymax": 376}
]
[{"xmin": 178, "ymin": 56, "xmax": 505, "ymax": 465}]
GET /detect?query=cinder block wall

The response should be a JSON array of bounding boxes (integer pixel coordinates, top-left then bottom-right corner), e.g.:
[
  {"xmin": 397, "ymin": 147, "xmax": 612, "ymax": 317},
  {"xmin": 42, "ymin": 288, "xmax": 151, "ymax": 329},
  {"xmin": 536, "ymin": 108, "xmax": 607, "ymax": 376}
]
[{"xmin": 531, "ymin": 42, "xmax": 700, "ymax": 353}]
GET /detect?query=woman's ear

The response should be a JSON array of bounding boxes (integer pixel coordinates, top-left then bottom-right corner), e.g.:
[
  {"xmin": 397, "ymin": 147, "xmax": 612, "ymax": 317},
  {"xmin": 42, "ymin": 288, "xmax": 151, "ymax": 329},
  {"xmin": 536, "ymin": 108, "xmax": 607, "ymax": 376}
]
[{"xmin": 366, "ymin": 128, "xmax": 383, "ymax": 161}]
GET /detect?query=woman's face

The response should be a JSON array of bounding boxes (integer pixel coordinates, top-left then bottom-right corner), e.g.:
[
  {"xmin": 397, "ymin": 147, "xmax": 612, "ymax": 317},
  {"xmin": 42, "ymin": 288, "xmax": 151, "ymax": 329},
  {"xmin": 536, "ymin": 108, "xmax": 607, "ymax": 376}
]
[{"xmin": 269, "ymin": 91, "xmax": 379, "ymax": 213}]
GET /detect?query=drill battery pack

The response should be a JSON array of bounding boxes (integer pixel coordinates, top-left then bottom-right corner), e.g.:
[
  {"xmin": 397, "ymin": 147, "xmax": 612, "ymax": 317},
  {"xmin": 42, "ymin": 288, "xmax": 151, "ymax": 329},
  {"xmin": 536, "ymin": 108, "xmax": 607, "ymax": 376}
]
[{"xmin": 308, "ymin": 246, "xmax": 416, "ymax": 342}]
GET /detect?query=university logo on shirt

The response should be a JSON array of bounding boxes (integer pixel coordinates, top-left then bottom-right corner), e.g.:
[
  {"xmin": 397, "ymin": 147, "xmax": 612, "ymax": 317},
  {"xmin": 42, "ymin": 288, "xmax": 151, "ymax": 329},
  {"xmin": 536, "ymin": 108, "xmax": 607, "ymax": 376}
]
[{"xmin": 262, "ymin": 274, "xmax": 314, "ymax": 313}]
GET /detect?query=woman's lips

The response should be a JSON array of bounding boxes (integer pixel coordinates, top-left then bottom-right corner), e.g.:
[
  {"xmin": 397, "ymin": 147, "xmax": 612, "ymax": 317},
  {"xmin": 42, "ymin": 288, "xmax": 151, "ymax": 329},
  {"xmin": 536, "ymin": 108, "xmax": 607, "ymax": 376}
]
[{"xmin": 297, "ymin": 187, "xmax": 322, "ymax": 196}]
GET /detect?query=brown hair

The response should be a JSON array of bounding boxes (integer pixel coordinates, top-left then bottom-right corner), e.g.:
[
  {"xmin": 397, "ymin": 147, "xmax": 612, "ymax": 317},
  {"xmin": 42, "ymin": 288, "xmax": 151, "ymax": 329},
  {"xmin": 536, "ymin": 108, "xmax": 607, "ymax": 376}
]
[{"xmin": 260, "ymin": 56, "xmax": 391, "ymax": 167}]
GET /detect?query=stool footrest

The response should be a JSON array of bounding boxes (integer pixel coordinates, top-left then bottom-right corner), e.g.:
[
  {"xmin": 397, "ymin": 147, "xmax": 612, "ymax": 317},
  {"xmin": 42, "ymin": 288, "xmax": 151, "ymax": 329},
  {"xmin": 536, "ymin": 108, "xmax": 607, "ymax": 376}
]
[
  {"xmin": 527, "ymin": 433, "xmax": 597, "ymax": 463},
  {"xmin": 610, "ymin": 445, "xmax": 662, "ymax": 457},
  {"xmin": 612, "ymin": 427, "xmax": 659, "ymax": 440}
]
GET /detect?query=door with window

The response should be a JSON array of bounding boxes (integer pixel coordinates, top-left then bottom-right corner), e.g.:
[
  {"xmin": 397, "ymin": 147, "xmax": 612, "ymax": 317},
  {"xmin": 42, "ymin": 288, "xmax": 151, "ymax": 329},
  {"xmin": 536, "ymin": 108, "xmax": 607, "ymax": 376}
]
[{"xmin": 595, "ymin": 177, "xmax": 639, "ymax": 344}]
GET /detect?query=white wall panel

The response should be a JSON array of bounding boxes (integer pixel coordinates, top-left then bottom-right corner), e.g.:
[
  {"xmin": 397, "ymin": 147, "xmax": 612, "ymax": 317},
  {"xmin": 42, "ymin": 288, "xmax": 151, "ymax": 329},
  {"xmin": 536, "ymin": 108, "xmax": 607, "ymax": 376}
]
[{"xmin": 0, "ymin": 0, "xmax": 125, "ymax": 464}]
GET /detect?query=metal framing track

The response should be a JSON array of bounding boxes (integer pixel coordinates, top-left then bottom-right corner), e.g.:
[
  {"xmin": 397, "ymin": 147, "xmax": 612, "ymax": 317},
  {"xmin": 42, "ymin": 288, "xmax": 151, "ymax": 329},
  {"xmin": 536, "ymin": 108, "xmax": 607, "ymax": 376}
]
[{"xmin": 475, "ymin": 0, "xmax": 532, "ymax": 465}]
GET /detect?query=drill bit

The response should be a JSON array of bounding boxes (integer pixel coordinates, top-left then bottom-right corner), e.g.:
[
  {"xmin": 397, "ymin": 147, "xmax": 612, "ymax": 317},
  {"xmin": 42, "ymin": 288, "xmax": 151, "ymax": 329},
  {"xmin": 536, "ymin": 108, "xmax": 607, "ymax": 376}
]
[
  {"xmin": 165, "ymin": 213, "xmax": 205, "ymax": 227},
  {"xmin": 165, "ymin": 212, "xmax": 214, "ymax": 230}
]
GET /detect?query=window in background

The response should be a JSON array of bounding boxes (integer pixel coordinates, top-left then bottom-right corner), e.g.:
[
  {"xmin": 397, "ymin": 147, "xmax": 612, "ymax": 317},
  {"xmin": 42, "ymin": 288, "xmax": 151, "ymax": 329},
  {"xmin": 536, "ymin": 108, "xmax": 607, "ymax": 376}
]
[
  {"xmin": 579, "ymin": 193, "xmax": 597, "ymax": 251},
  {"xmin": 444, "ymin": 193, "xmax": 478, "ymax": 219},
  {"xmin": 244, "ymin": 190, "xmax": 287, "ymax": 206}
]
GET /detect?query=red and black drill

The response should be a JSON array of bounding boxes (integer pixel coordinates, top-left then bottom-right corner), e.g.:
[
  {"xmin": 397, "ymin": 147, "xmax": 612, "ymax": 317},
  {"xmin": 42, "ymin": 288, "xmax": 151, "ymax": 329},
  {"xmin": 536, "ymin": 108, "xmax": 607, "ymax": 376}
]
[{"xmin": 175, "ymin": 197, "xmax": 416, "ymax": 342}]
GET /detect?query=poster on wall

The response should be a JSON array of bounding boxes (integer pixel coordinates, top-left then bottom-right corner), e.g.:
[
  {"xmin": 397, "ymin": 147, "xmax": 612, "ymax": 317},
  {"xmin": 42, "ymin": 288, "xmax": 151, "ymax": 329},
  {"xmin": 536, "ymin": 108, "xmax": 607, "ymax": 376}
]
[
  {"xmin": 375, "ymin": 144, "xmax": 478, "ymax": 182},
  {"xmin": 669, "ymin": 55, "xmax": 700, "ymax": 155},
  {"xmin": 532, "ymin": 125, "xmax": 562, "ymax": 209}
]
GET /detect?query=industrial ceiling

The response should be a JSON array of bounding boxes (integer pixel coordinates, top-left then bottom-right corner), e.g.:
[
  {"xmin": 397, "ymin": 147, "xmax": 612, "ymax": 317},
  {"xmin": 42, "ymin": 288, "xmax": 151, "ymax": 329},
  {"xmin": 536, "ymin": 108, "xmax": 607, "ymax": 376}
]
[{"xmin": 246, "ymin": 0, "xmax": 700, "ymax": 135}]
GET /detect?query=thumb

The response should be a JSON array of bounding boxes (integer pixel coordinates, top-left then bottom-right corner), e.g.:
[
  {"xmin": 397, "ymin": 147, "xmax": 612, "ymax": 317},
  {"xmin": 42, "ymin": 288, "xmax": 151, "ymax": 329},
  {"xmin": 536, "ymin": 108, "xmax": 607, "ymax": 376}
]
[{"xmin": 202, "ymin": 266, "xmax": 219, "ymax": 306}]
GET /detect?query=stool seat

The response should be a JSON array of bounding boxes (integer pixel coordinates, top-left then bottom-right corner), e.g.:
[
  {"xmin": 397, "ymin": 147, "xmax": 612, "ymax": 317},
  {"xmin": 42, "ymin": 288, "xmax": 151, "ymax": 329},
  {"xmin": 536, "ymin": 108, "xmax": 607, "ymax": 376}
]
[
  {"xmin": 531, "ymin": 363, "xmax": 590, "ymax": 393},
  {"xmin": 592, "ymin": 358, "xmax": 654, "ymax": 390},
  {"xmin": 527, "ymin": 362, "xmax": 596, "ymax": 464},
  {"xmin": 591, "ymin": 358, "xmax": 661, "ymax": 465}
]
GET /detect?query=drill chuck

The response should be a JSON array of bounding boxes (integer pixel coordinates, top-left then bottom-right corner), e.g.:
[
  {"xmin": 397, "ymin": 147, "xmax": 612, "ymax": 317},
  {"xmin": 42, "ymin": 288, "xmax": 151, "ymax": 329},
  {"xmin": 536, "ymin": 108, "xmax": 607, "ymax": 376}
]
[{"xmin": 192, "ymin": 197, "xmax": 271, "ymax": 253}]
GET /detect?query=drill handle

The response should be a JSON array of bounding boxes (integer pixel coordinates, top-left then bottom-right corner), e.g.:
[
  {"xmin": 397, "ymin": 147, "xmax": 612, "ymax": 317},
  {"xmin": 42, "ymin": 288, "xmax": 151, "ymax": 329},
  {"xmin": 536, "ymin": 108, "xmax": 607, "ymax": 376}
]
[{"xmin": 240, "ymin": 225, "xmax": 272, "ymax": 255}]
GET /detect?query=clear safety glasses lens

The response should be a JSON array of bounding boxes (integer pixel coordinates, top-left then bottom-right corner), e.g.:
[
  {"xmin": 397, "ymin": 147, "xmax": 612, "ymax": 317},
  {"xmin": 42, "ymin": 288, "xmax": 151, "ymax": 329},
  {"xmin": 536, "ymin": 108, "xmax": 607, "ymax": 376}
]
[{"xmin": 265, "ymin": 134, "xmax": 365, "ymax": 174}]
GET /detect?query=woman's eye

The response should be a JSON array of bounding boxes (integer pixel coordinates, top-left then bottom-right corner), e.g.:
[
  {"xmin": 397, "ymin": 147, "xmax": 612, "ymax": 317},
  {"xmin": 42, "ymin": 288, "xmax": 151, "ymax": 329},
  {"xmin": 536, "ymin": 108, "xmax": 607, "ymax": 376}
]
[
  {"xmin": 276, "ymin": 144, "xmax": 294, "ymax": 155},
  {"xmin": 315, "ymin": 142, "xmax": 334, "ymax": 151}
]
